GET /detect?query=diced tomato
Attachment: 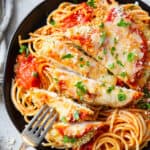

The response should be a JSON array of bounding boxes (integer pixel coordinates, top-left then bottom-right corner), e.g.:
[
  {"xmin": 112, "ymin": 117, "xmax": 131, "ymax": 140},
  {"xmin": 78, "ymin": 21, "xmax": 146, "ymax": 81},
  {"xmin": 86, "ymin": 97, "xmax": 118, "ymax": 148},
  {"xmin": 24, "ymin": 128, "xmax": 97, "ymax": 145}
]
[
  {"xmin": 15, "ymin": 54, "xmax": 41, "ymax": 90},
  {"xmin": 71, "ymin": 36, "xmax": 90, "ymax": 45},
  {"xmin": 56, "ymin": 123, "xmax": 93, "ymax": 137},
  {"xmin": 79, "ymin": 111, "xmax": 90, "ymax": 120},
  {"xmin": 55, "ymin": 125, "xmax": 68, "ymax": 136},
  {"xmin": 58, "ymin": 80, "xmax": 67, "ymax": 91},
  {"xmin": 106, "ymin": 8, "xmax": 117, "ymax": 22},
  {"xmin": 61, "ymin": 3, "xmax": 93, "ymax": 29}
]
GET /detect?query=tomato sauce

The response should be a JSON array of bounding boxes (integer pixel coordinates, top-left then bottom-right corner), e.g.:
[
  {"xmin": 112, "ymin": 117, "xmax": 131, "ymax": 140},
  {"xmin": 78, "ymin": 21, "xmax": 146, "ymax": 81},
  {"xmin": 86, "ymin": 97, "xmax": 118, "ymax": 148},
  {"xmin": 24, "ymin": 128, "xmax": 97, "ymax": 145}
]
[
  {"xmin": 106, "ymin": 8, "xmax": 117, "ymax": 22},
  {"xmin": 15, "ymin": 54, "xmax": 41, "ymax": 90},
  {"xmin": 61, "ymin": 3, "xmax": 93, "ymax": 29},
  {"xmin": 58, "ymin": 80, "xmax": 67, "ymax": 91}
]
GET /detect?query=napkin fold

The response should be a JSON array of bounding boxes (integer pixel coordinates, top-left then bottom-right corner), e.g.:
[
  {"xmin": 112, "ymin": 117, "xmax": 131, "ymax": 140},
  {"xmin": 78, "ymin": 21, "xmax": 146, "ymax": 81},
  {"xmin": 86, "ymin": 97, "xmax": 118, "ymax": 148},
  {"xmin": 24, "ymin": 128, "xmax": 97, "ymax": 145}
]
[{"xmin": 0, "ymin": 0, "xmax": 13, "ymax": 83}]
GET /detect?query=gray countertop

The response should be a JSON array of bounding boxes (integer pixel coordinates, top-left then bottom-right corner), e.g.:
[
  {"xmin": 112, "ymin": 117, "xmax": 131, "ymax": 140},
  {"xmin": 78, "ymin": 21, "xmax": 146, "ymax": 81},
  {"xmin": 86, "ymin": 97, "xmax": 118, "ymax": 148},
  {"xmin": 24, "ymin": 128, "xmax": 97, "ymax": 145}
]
[{"xmin": 0, "ymin": 0, "xmax": 149, "ymax": 150}]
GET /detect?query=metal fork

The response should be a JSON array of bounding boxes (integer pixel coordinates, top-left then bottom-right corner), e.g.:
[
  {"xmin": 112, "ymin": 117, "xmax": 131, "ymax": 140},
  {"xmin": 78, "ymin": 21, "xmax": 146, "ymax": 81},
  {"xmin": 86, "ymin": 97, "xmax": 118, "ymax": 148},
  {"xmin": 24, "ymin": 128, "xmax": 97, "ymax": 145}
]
[{"xmin": 19, "ymin": 105, "xmax": 58, "ymax": 150}]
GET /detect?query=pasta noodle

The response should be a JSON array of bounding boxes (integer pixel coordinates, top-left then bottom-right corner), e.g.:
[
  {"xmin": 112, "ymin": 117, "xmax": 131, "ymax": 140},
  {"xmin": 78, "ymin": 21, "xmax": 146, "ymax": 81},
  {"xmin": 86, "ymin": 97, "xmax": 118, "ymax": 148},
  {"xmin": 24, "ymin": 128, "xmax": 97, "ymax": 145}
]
[{"xmin": 11, "ymin": 0, "xmax": 150, "ymax": 149}]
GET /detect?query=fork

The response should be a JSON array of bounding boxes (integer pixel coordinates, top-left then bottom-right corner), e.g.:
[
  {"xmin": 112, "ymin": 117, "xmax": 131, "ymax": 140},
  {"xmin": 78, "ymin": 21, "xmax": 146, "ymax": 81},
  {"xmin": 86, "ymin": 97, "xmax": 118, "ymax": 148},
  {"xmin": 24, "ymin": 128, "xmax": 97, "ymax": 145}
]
[{"xmin": 19, "ymin": 105, "xmax": 58, "ymax": 150}]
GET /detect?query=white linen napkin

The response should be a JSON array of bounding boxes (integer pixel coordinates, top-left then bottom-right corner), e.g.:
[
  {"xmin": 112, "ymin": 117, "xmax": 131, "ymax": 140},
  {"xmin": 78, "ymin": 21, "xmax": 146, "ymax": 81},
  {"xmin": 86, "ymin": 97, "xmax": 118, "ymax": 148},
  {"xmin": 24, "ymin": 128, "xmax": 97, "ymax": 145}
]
[{"xmin": 0, "ymin": 0, "xmax": 13, "ymax": 83}]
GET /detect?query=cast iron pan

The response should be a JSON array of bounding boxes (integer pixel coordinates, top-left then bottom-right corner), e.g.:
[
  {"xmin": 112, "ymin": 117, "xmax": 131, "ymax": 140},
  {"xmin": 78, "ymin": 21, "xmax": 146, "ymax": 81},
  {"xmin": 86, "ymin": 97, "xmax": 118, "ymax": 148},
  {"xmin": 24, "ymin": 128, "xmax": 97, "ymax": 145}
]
[{"xmin": 3, "ymin": 0, "xmax": 150, "ymax": 149}]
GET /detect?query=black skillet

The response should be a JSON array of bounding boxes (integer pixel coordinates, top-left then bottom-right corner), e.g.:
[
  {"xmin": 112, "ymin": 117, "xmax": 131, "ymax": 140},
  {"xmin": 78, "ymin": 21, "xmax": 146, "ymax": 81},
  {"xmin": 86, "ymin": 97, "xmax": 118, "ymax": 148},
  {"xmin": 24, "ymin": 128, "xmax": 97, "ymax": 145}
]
[{"xmin": 3, "ymin": 0, "xmax": 150, "ymax": 149}]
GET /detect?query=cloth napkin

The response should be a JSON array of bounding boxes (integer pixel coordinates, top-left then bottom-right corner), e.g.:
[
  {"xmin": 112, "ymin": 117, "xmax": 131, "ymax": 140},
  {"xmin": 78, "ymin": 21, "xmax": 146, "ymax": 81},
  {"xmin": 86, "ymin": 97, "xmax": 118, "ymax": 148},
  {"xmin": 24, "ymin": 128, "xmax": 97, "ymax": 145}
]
[{"xmin": 0, "ymin": 0, "xmax": 13, "ymax": 82}]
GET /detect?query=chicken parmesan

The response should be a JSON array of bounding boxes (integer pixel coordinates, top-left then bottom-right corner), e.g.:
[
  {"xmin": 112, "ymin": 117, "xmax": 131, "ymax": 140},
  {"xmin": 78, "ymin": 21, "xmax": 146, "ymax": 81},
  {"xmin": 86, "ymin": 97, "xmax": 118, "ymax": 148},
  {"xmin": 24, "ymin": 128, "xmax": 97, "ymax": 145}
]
[{"xmin": 11, "ymin": 0, "xmax": 150, "ymax": 150}]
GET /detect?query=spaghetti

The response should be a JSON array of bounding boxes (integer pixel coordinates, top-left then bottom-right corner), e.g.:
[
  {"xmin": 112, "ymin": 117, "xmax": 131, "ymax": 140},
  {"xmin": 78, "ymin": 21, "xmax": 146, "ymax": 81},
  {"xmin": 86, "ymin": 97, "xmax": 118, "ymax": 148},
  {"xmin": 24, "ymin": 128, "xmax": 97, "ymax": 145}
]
[{"xmin": 11, "ymin": 0, "xmax": 150, "ymax": 149}]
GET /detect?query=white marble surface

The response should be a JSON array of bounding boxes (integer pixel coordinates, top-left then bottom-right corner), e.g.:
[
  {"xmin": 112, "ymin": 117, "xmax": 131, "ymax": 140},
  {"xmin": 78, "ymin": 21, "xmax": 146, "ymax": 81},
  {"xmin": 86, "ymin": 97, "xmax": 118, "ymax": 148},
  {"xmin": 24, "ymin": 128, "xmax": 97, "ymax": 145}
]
[{"xmin": 0, "ymin": 0, "xmax": 150, "ymax": 150}]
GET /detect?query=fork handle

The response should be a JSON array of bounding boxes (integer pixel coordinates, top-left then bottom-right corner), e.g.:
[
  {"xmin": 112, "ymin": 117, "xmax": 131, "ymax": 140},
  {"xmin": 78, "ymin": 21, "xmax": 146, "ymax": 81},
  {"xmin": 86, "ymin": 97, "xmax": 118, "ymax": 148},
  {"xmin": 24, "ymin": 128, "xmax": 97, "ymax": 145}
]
[{"xmin": 19, "ymin": 142, "xmax": 36, "ymax": 150}]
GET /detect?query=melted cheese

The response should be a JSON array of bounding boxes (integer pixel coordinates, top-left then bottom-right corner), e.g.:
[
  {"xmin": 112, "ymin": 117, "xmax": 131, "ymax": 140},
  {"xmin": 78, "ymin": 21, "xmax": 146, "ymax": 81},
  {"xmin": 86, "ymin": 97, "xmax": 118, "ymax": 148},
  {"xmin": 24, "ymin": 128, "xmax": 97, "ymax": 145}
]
[
  {"xmin": 34, "ymin": 35, "xmax": 116, "ymax": 85},
  {"xmin": 45, "ymin": 67, "xmax": 142, "ymax": 107},
  {"xmin": 64, "ymin": 10, "xmax": 145, "ymax": 87},
  {"xmin": 27, "ymin": 88, "xmax": 94, "ymax": 121}
]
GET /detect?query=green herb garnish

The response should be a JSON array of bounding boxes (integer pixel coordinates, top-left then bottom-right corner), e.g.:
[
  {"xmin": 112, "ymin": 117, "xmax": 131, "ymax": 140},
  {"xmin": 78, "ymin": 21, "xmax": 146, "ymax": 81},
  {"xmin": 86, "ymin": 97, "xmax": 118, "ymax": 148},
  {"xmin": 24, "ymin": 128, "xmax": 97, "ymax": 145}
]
[
  {"xmin": 103, "ymin": 49, "xmax": 107, "ymax": 55},
  {"xmin": 118, "ymin": 91, "xmax": 126, "ymax": 101},
  {"xmin": 62, "ymin": 53, "xmax": 74, "ymax": 59},
  {"xmin": 99, "ymin": 22, "xmax": 104, "ymax": 28},
  {"xmin": 117, "ymin": 18, "xmax": 131, "ymax": 27},
  {"xmin": 49, "ymin": 18, "xmax": 56, "ymax": 26},
  {"xmin": 61, "ymin": 116, "xmax": 67, "ymax": 123},
  {"xmin": 100, "ymin": 32, "xmax": 106, "ymax": 46},
  {"xmin": 86, "ymin": 61, "xmax": 90, "ymax": 67},
  {"xmin": 108, "ymin": 63, "xmax": 115, "ymax": 69},
  {"xmin": 87, "ymin": 0, "xmax": 96, "ymax": 8},
  {"xmin": 80, "ymin": 64, "xmax": 84, "ymax": 68},
  {"xmin": 75, "ymin": 81, "xmax": 87, "ymax": 99},
  {"xmin": 107, "ymin": 86, "xmax": 115, "ymax": 93},
  {"xmin": 19, "ymin": 45, "xmax": 29, "ymax": 56},
  {"xmin": 97, "ymin": 56, "xmax": 103, "ymax": 60},
  {"xmin": 116, "ymin": 60, "xmax": 124, "ymax": 67},
  {"xmin": 74, "ymin": 111, "xmax": 79, "ymax": 120},
  {"xmin": 127, "ymin": 52, "xmax": 135, "ymax": 62},
  {"xmin": 53, "ymin": 78, "xmax": 59, "ymax": 82},
  {"xmin": 19, "ymin": 45, "xmax": 26, "ymax": 53},
  {"xmin": 111, "ymin": 47, "xmax": 116, "ymax": 55},
  {"xmin": 120, "ymin": 72, "xmax": 127, "ymax": 78},
  {"xmin": 63, "ymin": 136, "xmax": 77, "ymax": 143},
  {"xmin": 79, "ymin": 57, "xmax": 84, "ymax": 61}
]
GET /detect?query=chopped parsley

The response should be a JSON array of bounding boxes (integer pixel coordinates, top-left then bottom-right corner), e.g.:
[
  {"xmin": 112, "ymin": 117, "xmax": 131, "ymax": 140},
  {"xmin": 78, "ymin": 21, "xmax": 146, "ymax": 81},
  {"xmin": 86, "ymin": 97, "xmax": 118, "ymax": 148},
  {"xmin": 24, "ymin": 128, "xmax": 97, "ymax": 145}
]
[
  {"xmin": 107, "ymin": 86, "xmax": 115, "ymax": 93},
  {"xmin": 49, "ymin": 18, "xmax": 56, "ymax": 26},
  {"xmin": 80, "ymin": 61, "xmax": 90, "ymax": 67},
  {"xmin": 118, "ymin": 91, "xmax": 126, "ymax": 101},
  {"xmin": 111, "ymin": 47, "xmax": 116, "ymax": 55},
  {"xmin": 86, "ymin": 61, "xmax": 90, "ymax": 67},
  {"xmin": 53, "ymin": 77, "xmax": 59, "ymax": 82},
  {"xmin": 80, "ymin": 64, "xmax": 84, "ymax": 68},
  {"xmin": 75, "ymin": 81, "xmax": 87, "ymax": 99},
  {"xmin": 116, "ymin": 60, "xmax": 124, "ymax": 67},
  {"xmin": 79, "ymin": 57, "xmax": 84, "ymax": 61},
  {"xmin": 100, "ymin": 32, "xmax": 106, "ymax": 46},
  {"xmin": 103, "ymin": 49, "xmax": 107, "ymax": 55},
  {"xmin": 74, "ymin": 111, "xmax": 79, "ymax": 120},
  {"xmin": 117, "ymin": 18, "xmax": 131, "ymax": 27},
  {"xmin": 61, "ymin": 116, "xmax": 67, "ymax": 123},
  {"xmin": 127, "ymin": 52, "xmax": 135, "ymax": 62},
  {"xmin": 63, "ymin": 136, "xmax": 77, "ymax": 143},
  {"xmin": 120, "ymin": 72, "xmax": 127, "ymax": 78},
  {"xmin": 87, "ymin": 0, "xmax": 96, "ymax": 8},
  {"xmin": 108, "ymin": 63, "xmax": 115, "ymax": 69},
  {"xmin": 19, "ymin": 45, "xmax": 29, "ymax": 56},
  {"xmin": 32, "ymin": 71, "xmax": 38, "ymax": 78},
  {"xmin": 97, "ymin": 56, "xmax": 103, "ymax": 60},
  {"xmin": 99, "ymin": 22, "xmax": 104, "ymax": 28},
  {"xmin": 62, "ymin": 53, "xmax": 74, "ymax": 59}
]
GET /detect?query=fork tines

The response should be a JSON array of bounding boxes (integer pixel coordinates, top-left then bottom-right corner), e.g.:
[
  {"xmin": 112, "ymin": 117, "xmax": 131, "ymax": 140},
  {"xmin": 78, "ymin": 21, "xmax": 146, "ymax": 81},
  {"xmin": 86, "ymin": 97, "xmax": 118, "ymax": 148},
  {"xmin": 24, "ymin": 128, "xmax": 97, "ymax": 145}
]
[{"xmin": 22, "ymin": 105, "xmax": 58, "ymax": 147}]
